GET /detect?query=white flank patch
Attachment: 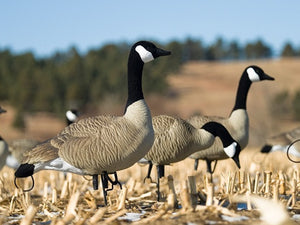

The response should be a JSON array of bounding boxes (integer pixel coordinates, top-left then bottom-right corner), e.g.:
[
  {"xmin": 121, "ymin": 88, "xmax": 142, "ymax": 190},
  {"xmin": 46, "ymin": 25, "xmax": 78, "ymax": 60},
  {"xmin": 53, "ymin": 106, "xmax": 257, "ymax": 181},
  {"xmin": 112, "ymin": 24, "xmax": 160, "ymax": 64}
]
[
  {"xmin": 247, "ymin": 67, "xmax": 260, "ymax": 82},
  {"xmin": 66, "ymin": 110, "xmax": 77, "ymax": 122},
  {"xmin": 272, "ymin": 144, "xmax": 300, "ymax": 158},
  {"xmin": 34, "ymin": 158, "xmax": 85, "ymax": 175},
  {"xmin": 135, "ymin": 45, "xmax": 154, "ymax": 63},
  {"xmin": 224, "ymin": 142, "xmax": 237, "ymax": 158},
  {"xmin": 138, "ymin": 157, "xmax": 149, "ymax": 164}
]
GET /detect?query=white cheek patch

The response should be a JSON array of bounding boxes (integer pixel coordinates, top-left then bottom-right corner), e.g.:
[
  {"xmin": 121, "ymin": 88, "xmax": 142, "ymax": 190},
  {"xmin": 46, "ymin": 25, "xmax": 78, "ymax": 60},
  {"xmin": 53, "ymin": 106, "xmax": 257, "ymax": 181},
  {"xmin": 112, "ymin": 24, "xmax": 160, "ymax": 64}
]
[
  {"xmin": 247, "ymin": 67, "xmax": 260, "ymax": 82},
  {"xmin": 224, "ymin": 142, "xmax": 237, "ymax": 158},
  {"xmin": 135, "ymin": 45, "xmax": 154, "ymax": 63},
  {"xmin": 66, "ymin": 110, "xmax": 77, "ymax": 122}
]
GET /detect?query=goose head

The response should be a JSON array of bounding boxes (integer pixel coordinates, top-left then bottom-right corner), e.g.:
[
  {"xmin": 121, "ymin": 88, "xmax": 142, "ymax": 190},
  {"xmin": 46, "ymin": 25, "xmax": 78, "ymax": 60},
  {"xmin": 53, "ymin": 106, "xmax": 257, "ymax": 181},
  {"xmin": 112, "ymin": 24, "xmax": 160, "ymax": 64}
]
[
  {"xmin": 133, "ymin": 41, "xmax": 171, "ymax": 63},
  {"xmin": 0, "ymin": 107, "xmax": 7, "ymax": 114},
  {"xmin": 224, "ymin": 141, "xmax": 241, "ymax": 169},
  {"xmin": 245, "ymin": 65, "xmax": 275, "ymax": 82},
  {"xmin": 66, "ymin": 109, "xmax": 79, "ymax": 125}
]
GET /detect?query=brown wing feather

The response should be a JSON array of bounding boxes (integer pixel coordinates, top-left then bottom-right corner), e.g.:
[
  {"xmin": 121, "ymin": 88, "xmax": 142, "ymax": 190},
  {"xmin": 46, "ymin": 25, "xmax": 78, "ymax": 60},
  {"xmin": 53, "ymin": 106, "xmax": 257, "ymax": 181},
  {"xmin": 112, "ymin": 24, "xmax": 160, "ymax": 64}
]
[{"xmin": 22, "ymin": 139, "xmax": 59, "ymax": 164}]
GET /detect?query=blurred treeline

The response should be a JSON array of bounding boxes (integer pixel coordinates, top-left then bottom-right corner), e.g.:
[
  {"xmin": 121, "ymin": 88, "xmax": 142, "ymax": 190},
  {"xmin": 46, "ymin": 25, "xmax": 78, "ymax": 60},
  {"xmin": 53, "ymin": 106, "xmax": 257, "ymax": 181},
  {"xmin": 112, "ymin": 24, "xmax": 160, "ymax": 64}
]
[{"xmin": 0, "ymin": 37, "xmax": 300, "ymax": 128}]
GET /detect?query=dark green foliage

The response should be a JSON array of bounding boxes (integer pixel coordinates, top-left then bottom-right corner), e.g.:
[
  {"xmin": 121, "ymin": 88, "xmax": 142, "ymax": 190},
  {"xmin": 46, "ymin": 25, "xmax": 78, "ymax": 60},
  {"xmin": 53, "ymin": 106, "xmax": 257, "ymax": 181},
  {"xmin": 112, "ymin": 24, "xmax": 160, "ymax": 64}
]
[
  {"xmin": 245, "ymin": 39, "xmax": 272, "ymax": 59},
  {"xmin": 281, "ymin": 42, "xmax": 297, "ymax": 57},
  {"xmin": 0, "ymin": 38, "xmax": 299, "ymax": 128}
]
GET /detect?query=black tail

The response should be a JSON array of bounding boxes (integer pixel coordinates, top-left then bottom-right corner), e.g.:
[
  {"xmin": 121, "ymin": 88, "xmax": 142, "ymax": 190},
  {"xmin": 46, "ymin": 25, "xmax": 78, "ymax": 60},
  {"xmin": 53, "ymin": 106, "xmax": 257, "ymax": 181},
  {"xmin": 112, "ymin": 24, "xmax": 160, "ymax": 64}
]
[
  {"xmin": 15, "ymin": 163, "xmax": 35, "ymax": 178},
  {"xmin": 260, "ymin": 145, "xmax": 272, "ymax": 153}
]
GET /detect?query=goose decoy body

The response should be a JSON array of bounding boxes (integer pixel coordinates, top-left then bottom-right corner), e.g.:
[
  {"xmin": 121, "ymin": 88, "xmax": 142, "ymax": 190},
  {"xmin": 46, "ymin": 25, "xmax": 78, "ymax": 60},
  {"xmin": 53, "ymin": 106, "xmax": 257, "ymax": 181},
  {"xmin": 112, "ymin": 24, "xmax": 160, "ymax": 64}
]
[
  {"xmin": 260, "ymin": 127, "xmax": 300, "ymax": 160},
  {"xmin": 0, "ymin": 135, "xmax": 9, "ymax": 170},
  {"xmin": 66, "ymin": 109, "xmax": 80, "ymax": 126},
  {"xmin": 14, "ymin": 41, "xmax": 171, "ymax": 205},
  {"xmin": 0, "ymin": 107, "xmax": 9, "ymax": 170},
  {"xmin": 142, "ymin": 115, "xmax": 241, "ymax": 201},
  {"xmin": 188, "ymin": 65, "xmax": 274, "ymax": 173}
]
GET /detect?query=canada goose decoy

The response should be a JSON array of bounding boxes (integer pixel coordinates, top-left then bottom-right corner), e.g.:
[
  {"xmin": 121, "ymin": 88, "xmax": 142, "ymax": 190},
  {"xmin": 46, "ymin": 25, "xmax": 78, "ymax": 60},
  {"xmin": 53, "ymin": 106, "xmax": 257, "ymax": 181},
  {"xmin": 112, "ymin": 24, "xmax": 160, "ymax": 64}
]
[
  {"xmin": 0, "ymin": 107, "xmax": 9, "ymax": 170},
  {"xmin": 66, "ymin": 109, "xmax": 80, "ymax": 125},
  {"xmin": 260, "ymin": 128, "xmax": 300, "ymax": 161},
  {"xmin": 142, "ymin": 115, "xmax": 241, "ymax": 201},
  {"xmin": 14, "ymin": 41, "xmax": 171, "ymax": 205},
  {"xmin": 188, "ymin": 65, "xmax": 274, "ymax": 174}
]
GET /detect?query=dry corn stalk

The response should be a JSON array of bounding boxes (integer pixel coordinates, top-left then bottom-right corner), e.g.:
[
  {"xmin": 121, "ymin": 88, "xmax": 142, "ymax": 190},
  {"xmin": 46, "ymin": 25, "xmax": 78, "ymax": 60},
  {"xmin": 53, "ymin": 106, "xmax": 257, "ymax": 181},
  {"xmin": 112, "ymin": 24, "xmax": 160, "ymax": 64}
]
[
  {"xmin": 20, "ymin": 205, "xmax": 38, "ymax": 225},
  {"xmin": 43, "ymin": 182, "xmax": 48, "ymax": 202},
  {"xmin": 278, "ymin": 170, "xmax": 286, "ymax": 195},
  {"xmin": 65, "ymin": 191, "xmax": 80, "ymax": 218},
  {"xmin": 264, "ymin": 171, "xmax": 272, "ymax": 196},
  {"xmin": 117, "ymin": 186, "xmax": 128, "ymax": 210},
  {"xmin": 238, "ymin": 170, "xmax": 245, "ymax": 190},
  {"xmin": 180, "ymin": 181, "xmax": 192, "ymax": 211},
  {"xmin": 60, "ymin": 180, "xmax": 69, "ymax": 199},
  {"xmin": 273, "ymin": 180, "xmax": 279, "ymax": 202},
  {"xmin": 167, "ymin": 193, "xmax": 176, "ymax": 210},
  {"xmin": 253, "ymin": 171, "xmax": 260, "ymax": 194},
  {"xmin": 205, "ymin": 182, "xmax": 214, "ymax": 206},
  {"xmin": 167, "ymin": 175, "xmax": 177, "ymax": 207},
  {"xmin": 188, "ymin": 176, "xmax": 197, "ymax": 209},
  {"xmin": 247, "ymin": 173, "xmax": 252, "ymax": 193},
  {"xmin": 89, "ymin": 207, "xmax": 107, "ymax": 224}
]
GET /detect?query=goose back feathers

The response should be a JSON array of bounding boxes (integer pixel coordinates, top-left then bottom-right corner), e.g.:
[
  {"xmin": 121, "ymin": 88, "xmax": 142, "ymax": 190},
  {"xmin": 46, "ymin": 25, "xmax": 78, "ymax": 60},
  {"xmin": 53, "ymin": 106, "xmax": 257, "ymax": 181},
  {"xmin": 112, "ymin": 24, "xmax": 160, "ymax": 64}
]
[{"xmin": 144, "ymin": 115, "xmax": 214, "ymax": 164}]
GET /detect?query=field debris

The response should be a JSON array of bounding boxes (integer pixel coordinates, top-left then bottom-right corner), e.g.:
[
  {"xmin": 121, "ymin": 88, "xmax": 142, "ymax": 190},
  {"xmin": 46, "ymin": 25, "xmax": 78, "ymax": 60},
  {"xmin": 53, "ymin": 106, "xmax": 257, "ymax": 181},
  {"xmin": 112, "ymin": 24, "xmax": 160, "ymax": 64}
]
[{"xmin": 1, "ymin": 150, "xmax": 300, "ymax": 225}]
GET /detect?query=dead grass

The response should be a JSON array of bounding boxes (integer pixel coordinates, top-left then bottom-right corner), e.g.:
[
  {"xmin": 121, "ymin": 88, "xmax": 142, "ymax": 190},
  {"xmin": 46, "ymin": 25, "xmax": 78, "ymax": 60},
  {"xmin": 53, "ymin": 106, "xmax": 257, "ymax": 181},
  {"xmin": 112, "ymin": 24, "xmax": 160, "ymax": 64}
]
[{"xmin": 1, "ymin": 148, "xmax": 300, "ymax": 225}]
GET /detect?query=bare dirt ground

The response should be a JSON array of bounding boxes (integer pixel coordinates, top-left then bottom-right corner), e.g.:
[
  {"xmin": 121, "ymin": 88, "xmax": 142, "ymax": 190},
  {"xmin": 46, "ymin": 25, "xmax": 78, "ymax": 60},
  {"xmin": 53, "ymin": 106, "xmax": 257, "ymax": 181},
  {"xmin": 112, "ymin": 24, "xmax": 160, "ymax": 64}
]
[{"xmin": 1, "ymin": 59, "xmax": 300, "ymax": 224}]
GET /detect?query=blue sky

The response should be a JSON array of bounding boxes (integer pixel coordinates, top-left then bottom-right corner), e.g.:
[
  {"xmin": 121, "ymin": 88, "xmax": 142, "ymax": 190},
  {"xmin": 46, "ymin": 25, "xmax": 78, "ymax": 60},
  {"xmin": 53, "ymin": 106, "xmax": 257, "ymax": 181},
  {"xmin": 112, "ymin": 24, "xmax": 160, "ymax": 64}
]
[{"xmin": 1, "ymin": 1, "xmax": 299, "ymax": 57}]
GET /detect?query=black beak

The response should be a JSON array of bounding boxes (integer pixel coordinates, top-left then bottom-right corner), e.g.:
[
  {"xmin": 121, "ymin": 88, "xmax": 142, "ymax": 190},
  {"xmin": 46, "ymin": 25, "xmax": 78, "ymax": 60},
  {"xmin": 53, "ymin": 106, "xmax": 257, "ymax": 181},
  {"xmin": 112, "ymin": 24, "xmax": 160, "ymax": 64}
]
[
  {"xmin": 263, "ymin": 73, "xmax": 275, "ymax": 81},
  {"xmin": 232, "ymin": 153, "xmax": 241, "ymax": 169},
  {"xmin": 0, "ymin": 107, "xmax": 6, "ymax": 113},
  {"xmin": 155, "ymin": 48, "xmax": 171, "ymax": 57},
  {"xmin": 15, "ymin": 163, "xmax": 35, "ymax": 178},
  {"xmin": 260, "ymin": 144, "xmax": 272, "ymax": 153}
]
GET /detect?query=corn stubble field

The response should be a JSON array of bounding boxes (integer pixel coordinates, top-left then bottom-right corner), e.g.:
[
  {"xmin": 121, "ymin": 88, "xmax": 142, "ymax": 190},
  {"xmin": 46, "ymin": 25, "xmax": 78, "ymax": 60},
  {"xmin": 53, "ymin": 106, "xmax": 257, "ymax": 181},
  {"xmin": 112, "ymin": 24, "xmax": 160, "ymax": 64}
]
[
  {"xmin": 1, "ymin": 59, "xmax": 300, "ymax": 224},
  {"xmin": 1, "ymin": 152, "xmax": 300, "ymax": 225}
]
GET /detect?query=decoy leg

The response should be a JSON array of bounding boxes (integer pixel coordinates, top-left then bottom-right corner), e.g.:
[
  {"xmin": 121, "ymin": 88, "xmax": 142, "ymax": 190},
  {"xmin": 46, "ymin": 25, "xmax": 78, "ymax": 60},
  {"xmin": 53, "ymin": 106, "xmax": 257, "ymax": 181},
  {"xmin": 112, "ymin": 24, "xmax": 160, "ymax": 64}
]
[
  {"xmin": 156, "ymin": 165, "xmax": 165, "ymax": 201},
  {"xmin": 211, "ymin": 160, "xmax": 218, "ymax": 174},
  {"xmin": 92, "ymin": 174, "xmax": 99, "ymax": 190},
  {"xmin": 194, "ymin": 159, "xmax": 199, "ymax": 171},
  {"xmin": 143, "ymin": 161, "xmax": 154, "ymax": 183},
  {"xmin": 100, "ymin": 171, "xmax": 123, "ymax": 205},
  {"xmin": 206, "ymin": 159, "xmax": 213, "ymax": 182},
  {"xmin": 100, "ymin": 173, "xmax": 109, "ymax": 205},
  {"xmin": 107, "ymin": 172, "xmax": 122, "ymax": 190}
]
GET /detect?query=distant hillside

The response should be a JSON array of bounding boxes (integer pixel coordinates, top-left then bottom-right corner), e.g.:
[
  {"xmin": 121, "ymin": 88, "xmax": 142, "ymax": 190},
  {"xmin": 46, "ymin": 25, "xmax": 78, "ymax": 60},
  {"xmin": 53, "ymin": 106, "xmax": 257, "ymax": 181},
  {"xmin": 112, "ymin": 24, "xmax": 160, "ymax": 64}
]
[{"xmin": 1, "ymin": 58, "xmax": 300, "ymax": 147}]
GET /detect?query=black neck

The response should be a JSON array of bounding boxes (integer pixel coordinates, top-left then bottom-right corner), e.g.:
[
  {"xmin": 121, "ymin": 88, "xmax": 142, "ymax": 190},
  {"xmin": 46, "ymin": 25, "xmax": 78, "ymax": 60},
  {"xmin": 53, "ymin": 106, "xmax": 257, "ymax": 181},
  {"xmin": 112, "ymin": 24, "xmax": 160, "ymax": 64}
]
[
  {"xmin": 202, "ymin": 121, "xmax": 234, "ymax": 147},
  {"xmin": 66, "ymin": 119, "xmax": 73, "ymax": 126},
  {"xmin": 125, "ymin": 51, "xmax": 144, "ymax": 111},
  {"xmin": 232, "ymin": 72, "xmax": 252, "ymax": 112}
]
